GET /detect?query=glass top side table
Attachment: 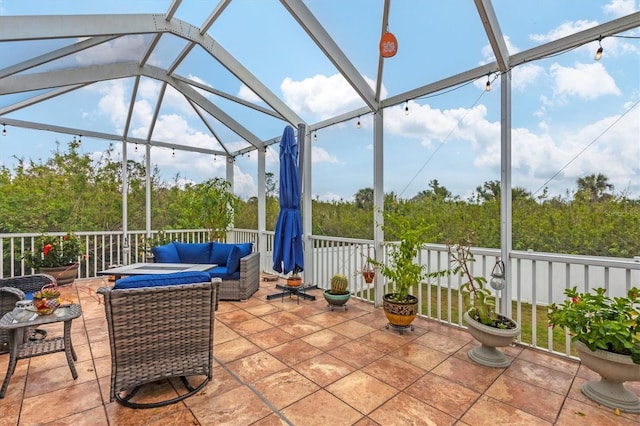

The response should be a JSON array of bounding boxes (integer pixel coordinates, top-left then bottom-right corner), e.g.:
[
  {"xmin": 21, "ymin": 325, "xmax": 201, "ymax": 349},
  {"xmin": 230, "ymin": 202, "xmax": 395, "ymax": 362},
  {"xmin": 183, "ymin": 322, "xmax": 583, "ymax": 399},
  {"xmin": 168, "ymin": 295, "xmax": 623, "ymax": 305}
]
[{"xmin": 0, "ymin": 304, "xmax": 81, "ymax": 398}]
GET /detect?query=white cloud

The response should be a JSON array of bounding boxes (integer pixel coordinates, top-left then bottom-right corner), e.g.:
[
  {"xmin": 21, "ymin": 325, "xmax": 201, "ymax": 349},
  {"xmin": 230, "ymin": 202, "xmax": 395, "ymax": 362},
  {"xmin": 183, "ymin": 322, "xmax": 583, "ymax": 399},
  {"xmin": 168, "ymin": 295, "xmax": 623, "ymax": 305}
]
[
  {"xmin": 550, "ymin": 62, "xmax": 621, "ymax": 100},
  {"xmin": 385, "ymin": 101, "xmax": 490, "ymax": 148},
  {"xmin": 238, "ymin": 85, "xmax": 263, "ymax": 103},
  {"xmin": 316, "ymin": 191, "xmax": 344, "ymax": 202},
  {"xmin": 280, "ymin": 73, "xmax": 382, "ymax": 120},
  {"xmin": 603, "ymin": 0, "xmax": 638, "ymax": 17},
  {"xmin": 95, "ymin": 80, "xmax": 129, "ymax": 132},
  {"xmin": 311, "ymin": 146, "xmax": 338, "ymax": 164},
  {"xmin": 530, "ymin": 20, "xmax": 599, "ymax": 43},
  {"xmin": 75, "ymin": 35, "xmax": 153, "ymax": 66}
]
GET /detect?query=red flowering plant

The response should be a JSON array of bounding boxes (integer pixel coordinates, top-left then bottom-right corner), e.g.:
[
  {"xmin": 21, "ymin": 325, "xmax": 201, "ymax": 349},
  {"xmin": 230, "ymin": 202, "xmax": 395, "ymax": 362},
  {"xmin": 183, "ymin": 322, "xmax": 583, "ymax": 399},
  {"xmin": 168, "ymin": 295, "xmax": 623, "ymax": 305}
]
[
  {"xmin": 548, "ymin": 286, "xmax": 640, "ymax": 364},
  {"xmin": 23, "ymin": 232, "xmax": 84, "ymax": 270}
]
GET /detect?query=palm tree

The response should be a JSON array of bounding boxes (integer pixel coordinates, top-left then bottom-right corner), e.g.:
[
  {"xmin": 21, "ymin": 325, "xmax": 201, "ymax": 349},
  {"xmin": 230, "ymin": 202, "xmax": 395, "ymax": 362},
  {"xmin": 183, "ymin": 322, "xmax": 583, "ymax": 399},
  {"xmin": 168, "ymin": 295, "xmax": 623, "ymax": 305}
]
[{"xmin": 576, "ymin": 174, "xmax": 614, "ymax": 202}]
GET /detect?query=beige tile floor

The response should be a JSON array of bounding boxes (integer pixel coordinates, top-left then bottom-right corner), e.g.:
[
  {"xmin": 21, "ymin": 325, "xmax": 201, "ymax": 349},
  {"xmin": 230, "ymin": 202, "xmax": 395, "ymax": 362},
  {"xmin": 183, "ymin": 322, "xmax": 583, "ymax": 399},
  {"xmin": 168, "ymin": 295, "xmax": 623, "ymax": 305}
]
[{"xmin": 1, "ymin": 277, "xmax": 639, "ymax": 425}]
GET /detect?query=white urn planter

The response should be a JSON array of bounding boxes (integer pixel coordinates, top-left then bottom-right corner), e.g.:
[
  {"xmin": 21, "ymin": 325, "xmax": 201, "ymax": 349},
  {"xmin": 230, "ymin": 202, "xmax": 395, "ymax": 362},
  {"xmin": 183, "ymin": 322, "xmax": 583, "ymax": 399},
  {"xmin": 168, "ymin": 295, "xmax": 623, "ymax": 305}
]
[
  {"xmin": 464, "ymin": 311, "xmax": 521, "ymax": 368},
  {"xmin": 575, "ymin": 341, "xmax": 640, "ymax": 413}
]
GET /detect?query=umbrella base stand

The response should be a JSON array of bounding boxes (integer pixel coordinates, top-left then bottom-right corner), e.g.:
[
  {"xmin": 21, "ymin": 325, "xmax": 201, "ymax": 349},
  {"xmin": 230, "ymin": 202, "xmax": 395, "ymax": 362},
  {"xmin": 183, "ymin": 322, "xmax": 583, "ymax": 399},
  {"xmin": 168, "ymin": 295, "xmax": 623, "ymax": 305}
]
[{"xmin": 267, "ymin": 283, "xmax": 317, "ymax": 302}]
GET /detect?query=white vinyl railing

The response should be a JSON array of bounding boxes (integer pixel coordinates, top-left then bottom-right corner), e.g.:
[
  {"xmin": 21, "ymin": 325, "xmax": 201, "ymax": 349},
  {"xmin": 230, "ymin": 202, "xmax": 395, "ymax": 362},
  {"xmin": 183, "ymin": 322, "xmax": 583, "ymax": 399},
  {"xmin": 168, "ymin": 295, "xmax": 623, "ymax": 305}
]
[{"xmin": 2, "ymin": 228, "xmax": 639, "ymax": 359}]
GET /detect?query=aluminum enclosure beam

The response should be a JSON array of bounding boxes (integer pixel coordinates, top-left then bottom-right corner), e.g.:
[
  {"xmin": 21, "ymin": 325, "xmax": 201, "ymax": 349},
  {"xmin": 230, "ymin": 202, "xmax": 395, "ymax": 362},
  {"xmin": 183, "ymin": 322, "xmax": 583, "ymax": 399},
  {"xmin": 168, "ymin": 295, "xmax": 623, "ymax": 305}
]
[{"xmin": 0, "ymin": 13, "xmax": 304, "ymax": 126}]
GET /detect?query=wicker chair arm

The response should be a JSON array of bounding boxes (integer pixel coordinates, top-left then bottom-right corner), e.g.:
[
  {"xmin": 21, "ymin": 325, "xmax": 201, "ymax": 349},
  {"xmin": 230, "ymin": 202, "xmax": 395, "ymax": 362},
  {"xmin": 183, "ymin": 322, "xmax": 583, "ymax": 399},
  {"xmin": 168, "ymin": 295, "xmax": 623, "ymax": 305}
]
[{"xmin": 0, "ymin": 274, "xmax": 56, "ymax": 294}]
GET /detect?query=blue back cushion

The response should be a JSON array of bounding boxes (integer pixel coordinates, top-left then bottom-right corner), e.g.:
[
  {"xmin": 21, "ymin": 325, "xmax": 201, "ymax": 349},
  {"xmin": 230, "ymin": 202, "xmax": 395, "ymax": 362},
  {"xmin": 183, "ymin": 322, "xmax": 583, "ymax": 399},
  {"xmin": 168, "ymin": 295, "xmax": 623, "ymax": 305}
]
[
  {"xmin": 151, "ymin": 243, "xmax": 180, "ymax": 263},
  {"xmin": 210, "ymin": 242, "xmax": 234, "ymax": 266},
  {"xmin": 114, "ymin": 271, "xmax": 211, "ymax": 289},
  {"xmin": 236, "ymin": 242, "xmax": 253, "ymax": 258},
  {"xmin": 173, "ymin": 242, "xmax": 212, "ymax": 263},
  {"xmin": 226, "ymin": 245, "xmax": 242, "ymax": 274}
]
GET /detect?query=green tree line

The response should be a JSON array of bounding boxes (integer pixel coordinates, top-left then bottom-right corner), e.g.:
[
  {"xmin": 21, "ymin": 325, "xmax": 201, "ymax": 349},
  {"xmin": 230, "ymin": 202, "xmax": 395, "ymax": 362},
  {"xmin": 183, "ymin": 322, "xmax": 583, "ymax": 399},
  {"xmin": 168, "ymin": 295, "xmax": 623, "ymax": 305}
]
[{"xmin": 1, "ymin": 140, "xmax": 638, "ymax": 258}]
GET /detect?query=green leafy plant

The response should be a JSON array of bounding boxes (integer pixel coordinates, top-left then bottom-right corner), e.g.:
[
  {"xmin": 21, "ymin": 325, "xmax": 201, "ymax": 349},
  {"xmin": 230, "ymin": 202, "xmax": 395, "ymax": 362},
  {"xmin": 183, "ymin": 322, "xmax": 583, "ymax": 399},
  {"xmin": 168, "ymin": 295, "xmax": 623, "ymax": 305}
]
[
  {"xmin": 428, "ymin": 233, "xmax": 515, "ymax": 329},
  {"xmin": 23, "ymin": 232, "xmax": 83, "ymax": 270},
  {"xmin": 369, "ymin": 209, "xmax": 430, "ymax": 303},
  {"xmin": 548, "ymin": 286, "xmax": 640, "ymax": 364},
  {"xmin": 139, "ymin": 229, "xmax": 173, "ymax": 257}
]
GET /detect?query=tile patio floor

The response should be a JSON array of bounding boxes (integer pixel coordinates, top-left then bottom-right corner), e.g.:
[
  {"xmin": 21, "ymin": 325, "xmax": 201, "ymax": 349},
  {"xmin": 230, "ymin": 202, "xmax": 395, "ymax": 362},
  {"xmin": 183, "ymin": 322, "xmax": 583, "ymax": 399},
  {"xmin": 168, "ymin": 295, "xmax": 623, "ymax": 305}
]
[{"xmin": 1, "ymin": 277, "xmax": 639, "ymax": 425}]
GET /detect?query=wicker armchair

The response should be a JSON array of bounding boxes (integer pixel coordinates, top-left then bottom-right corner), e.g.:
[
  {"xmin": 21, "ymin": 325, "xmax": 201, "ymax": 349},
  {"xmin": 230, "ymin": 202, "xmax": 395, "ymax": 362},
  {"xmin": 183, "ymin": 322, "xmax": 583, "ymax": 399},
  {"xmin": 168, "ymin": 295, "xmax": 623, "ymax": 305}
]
[
  {"xmin": 0, "ymin": 274, "xmax": 55, "ymax": 353},
  {"xmin": 218, "ymin": 251, "xmax": 260, "ymax": 301},
  {"xmin": 98, "ymin": 278, "xmax": 219, "ymax": 408}
]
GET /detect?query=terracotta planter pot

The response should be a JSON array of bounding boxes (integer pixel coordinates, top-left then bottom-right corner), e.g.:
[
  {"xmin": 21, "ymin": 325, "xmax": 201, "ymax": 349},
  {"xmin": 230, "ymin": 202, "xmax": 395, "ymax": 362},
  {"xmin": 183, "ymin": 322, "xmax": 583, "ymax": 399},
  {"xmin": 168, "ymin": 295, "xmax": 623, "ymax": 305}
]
[
  {"xmin": 286, "ymin": 277, "xmax": 302, "ymax": 287},
  {"xmin": 362, "ymin": 270, "xmax": 375, "ymax": 284},
  {"xmin": 40, "ymin": 263, "xmax": 79, "ymax": 286},
  {"xmin": 464, "ymin": 311, "xmax": 520, "ymax": 368},
  {"xmin": 575, "ymin": 340, "xmax": 640, "ymax": 413}
]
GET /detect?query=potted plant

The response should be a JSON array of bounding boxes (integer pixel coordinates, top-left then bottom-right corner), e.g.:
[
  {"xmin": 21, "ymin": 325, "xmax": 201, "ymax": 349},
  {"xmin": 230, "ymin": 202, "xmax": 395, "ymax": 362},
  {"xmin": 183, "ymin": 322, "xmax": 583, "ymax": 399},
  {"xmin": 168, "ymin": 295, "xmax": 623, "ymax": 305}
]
[
  {"xmin": 286, "ymin": 269, "xmax": 303, "ymax": 287},
  {"xmin": 429, "ymin": 234, "xmax": 520, "ymax": 367},
  {"xmin": 360, "ymin": 258, "xmax": 376, "ymax": 284},
  {"xmin": 323, "ymin": 273, "xmax": 351, "ymax": 310},
  {"xmin": 369, "ymin": 210, "xmax": 431, "ymax": 334},
  {"xmin": 23, "ymin": 232, "xmax": 84, "ymax": 285},
  {"xmin": 548, "ymin": 286, "xmax": 640, "ymax": 413}
]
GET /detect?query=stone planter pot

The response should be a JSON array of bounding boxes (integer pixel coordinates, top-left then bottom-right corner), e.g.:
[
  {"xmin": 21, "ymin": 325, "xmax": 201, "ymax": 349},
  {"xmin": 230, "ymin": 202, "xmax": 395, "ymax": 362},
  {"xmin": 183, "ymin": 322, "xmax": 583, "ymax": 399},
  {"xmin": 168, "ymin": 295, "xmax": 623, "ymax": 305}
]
[
  {"xmin": 383, "ymin": 293, "xmax": 418, "ymax": 334},
  {"xmin": 464, "ymin": 311, "xmax": 520, "ymax": 368},
  {"xmin": 322, "ymin": 290, "xmax": 351, "ymax": 311},
  {"xmin": 40, "ymin": 263, "xmax": 79, "ymax": 286},
  {"xmin": 575, "ymin": 340, "xmax": 640, "ymax": 413}
]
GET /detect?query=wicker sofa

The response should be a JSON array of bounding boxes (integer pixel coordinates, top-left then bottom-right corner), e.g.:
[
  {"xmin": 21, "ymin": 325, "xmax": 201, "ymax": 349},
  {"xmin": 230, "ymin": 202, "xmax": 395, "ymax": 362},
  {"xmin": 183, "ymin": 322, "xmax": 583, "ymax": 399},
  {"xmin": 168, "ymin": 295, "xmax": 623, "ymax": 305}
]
[
  {"xmin": 98, "ymin": 274, "xmax": 219, "ymax": 408},
  {"xmin": 0, "ymin": 274, "xmax": 55, "ymax": 353},
  {"xmin": 151, "ymin": 241, "xmax": 260, "ymax": 302}
]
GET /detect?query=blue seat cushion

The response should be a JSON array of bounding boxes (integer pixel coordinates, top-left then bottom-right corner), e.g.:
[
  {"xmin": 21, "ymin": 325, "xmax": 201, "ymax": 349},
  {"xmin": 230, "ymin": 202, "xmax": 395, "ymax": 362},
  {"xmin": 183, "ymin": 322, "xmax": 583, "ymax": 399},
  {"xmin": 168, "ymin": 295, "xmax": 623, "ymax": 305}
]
[
  {"xmin": 151, "ymin": 243, "xmax": 180, "ymax": 263},
  {"xmin": 173, "ymin": 242, "xmax": 212, "ymax": 263},
  {"xmin": 226, "ymin": 245, "xmax": 242, "ymax": 274},
  {"xmin": 114, "ymin": 271, "xmax": 211, "ymax": 289},
  {"xmin": 208, "ymin": 266, "xmax": 240, "ymax": 280}
]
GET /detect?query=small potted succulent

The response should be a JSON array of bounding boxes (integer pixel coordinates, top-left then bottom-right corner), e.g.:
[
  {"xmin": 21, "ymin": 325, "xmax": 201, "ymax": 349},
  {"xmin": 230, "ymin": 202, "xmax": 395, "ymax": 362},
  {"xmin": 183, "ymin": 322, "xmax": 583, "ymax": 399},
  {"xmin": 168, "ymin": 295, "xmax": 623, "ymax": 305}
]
[
  {"xmin": 548, "ymin": 286, "xmax": 640, "ymax": 412},
  {"xmin": 323, "ymin": 273, "xmax": 351, "ymax": 310}
]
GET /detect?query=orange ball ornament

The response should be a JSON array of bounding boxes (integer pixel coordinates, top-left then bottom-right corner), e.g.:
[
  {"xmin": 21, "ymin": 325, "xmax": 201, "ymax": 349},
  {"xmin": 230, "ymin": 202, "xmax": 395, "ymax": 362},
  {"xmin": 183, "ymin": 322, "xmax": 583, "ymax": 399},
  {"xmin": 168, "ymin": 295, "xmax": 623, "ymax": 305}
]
[{"xmin": 379, "ymin": 31, "xmax": 398, "ymax": 58}]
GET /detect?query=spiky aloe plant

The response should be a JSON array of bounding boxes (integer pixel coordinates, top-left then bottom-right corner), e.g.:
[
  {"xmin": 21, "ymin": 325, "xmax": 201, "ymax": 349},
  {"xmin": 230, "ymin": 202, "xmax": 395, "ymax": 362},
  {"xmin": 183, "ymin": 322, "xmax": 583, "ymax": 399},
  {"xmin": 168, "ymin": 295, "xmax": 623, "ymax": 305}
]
[{"xmin": 330, "ymin": 274, "xmax": 349, "ymax": 295}]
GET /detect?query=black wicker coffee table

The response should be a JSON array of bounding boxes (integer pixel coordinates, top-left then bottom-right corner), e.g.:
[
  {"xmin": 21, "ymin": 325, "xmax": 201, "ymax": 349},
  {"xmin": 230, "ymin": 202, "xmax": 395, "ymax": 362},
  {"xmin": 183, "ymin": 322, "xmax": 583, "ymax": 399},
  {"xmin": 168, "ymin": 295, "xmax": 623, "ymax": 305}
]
[{"xmin": 0, "ymin": 304, "xmax": 81, "ymax": 398}]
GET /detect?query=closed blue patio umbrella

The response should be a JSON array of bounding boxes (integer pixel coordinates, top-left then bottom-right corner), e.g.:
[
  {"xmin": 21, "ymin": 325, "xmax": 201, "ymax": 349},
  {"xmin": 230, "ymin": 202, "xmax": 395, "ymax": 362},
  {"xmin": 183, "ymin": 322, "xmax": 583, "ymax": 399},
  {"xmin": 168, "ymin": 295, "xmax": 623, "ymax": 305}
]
[{"xmin": 272, "ymin": 125, "xmax": 304, "ymax": 275}]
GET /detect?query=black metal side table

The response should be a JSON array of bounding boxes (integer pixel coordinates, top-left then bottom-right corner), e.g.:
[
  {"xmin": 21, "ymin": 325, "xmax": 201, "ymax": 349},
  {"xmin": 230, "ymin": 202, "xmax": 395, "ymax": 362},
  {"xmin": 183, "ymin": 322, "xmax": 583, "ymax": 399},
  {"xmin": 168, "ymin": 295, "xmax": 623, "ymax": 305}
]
[{"xmin": 0, "ymin": 304, "xmax": 81, "ymax": 398}]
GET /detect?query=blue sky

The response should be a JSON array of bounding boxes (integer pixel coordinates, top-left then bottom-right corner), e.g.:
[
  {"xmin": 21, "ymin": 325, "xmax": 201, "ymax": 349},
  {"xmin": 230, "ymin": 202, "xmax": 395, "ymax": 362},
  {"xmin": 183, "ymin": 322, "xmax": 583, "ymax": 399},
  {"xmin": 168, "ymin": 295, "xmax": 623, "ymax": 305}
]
[{"xmin": 0, "ymin": 0, "xmax": 638, "ymax": 202}]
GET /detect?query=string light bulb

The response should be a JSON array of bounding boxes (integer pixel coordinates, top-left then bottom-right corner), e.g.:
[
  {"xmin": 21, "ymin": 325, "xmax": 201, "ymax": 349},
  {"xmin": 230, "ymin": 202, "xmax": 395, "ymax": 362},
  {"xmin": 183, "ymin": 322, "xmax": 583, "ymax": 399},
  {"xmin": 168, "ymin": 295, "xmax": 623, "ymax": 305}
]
[
  {"xmin": 314, "ymin": 131, "xmax": 317, "ymax": 141},
  {"xmin": 2, "ymin": 124, "xmax": 6, "ymax": 137},
  {"xmin": 404, "ymin": 101, "xmax": 409, "ymax": 115},
  {"xmin": 356, "ymin": 117, "xmax": 361, "ymax": 129},
  {"xmin": 485, "ymin": 75, "xmax": 491, "ymax": 92},
  {"xmin": 78, "ymin": 135, "xmax": 82, "ymax": 143},
  {"xmin": 594, "ymin": 37, "xmax": 603, "ymax": 60},
  {"xmin": 172, "ymin": 148, "xmax": 175, "ymax": 158},
  {"xmin": 134, "ymin": 144, "xmax": 138, "ymax": 152}
]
